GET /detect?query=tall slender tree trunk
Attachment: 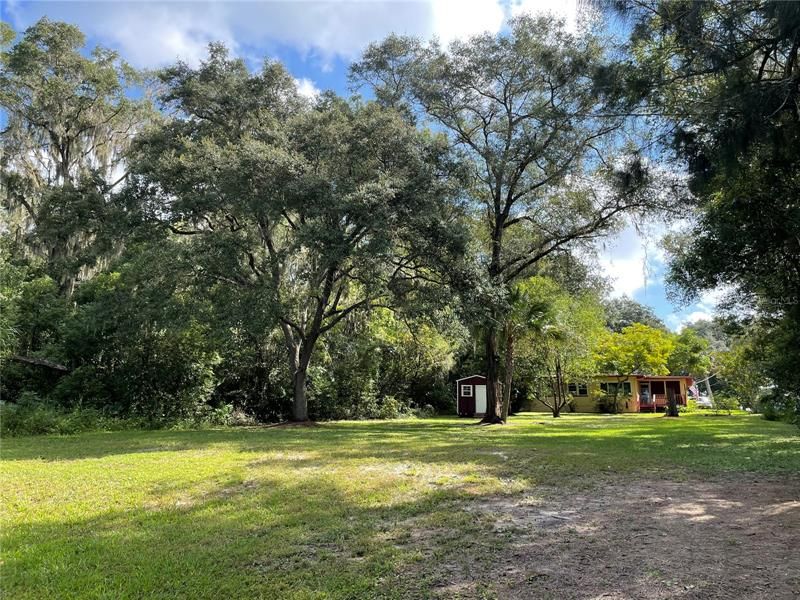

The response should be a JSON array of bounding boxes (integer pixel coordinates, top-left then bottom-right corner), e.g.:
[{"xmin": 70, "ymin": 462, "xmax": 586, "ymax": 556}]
[
  {"xmin": 553, "ymin": 356, "xmax": 563, "ymax": 418},
  {"xmin": 704, "ymin": 378, "xmax": 714, "ymax": 404},
  {"xmin": 482, "ymin": 209, "xmax": 505, "ymax": 425},
  {"xmin": 501, "ymin": 324, "xmax": 514, "ymax": 422},
  {"xmin": 482, "ymin": 325, "xmax": 504, "ymax": 424}
]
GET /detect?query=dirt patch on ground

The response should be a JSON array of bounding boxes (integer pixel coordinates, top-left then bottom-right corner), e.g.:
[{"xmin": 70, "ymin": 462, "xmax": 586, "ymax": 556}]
[{"xmin": 409, "ymin": 476, "xmax": 800, "ymax": 599}]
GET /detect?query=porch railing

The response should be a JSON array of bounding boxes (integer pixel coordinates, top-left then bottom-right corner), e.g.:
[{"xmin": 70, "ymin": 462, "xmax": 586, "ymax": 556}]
[{"xmin": 638, "ymin": 394, "xmax": 685, "ymax": 411}]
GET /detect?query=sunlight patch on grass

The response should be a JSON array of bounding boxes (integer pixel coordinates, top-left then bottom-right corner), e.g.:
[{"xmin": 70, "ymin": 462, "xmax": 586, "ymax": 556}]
[{"xmin": 1, "ymin": 414, "xmax": 798, "ymax": 599}]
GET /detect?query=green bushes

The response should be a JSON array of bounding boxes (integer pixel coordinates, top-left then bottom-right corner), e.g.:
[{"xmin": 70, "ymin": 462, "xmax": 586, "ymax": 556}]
[
  {"xmin": 307, "ymin": 376, "xmax": 414, "ymax": 421},
  {"xmin": 0, "ymin": 394, "xmax": 137, "ymax": 436},
  {"xmin": 596, "ymin": 392, "xmax": 631, "ymax": 414},
  {"xmin": 760, "ymin": 392, "xmax": 798, "ymax": 423},
  {"xmin": 711, "ymin": 394, "xmax": 739, "ymax": 415},
  {"xmin": 414, "ymin": 404, "xmax": 437, "ymax": 418},
  {"xmin": 0, "ymin": 393, "xmax": 260, "ymax": 437},
  {"xmin": 1, "ymin": 242, "xmax": 459, "ymax": 428}
]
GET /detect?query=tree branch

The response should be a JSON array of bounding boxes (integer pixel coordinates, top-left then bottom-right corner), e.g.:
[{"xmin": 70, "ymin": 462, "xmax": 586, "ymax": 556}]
[{"xmin": 9, "ymin": 355, "xmax": 69, "ymax": 372}]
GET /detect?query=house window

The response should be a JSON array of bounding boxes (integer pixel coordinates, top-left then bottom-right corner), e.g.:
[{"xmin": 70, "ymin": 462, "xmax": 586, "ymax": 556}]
[
  {"xmin": 461, "ymin": 384, "xmax": 473, "ymax": 397},
  {"xmin": 600, "ymin": 382, "xmax": 632, "ymax": 395},
  {"xmin": 568, "ymin": 383, "xmax": 588, "ymax": 396}
]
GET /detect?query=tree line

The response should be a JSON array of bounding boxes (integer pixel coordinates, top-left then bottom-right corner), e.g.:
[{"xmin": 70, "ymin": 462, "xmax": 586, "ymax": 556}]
[{"xmin": 1, "ymin": 2, "xmax": 797, "ymax": 428}]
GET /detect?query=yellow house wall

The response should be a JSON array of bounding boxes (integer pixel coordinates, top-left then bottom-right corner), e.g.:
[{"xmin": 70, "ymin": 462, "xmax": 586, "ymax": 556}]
[{"xmin": 527, "ymin": 376, "xmax": 641, "ymax": 413}]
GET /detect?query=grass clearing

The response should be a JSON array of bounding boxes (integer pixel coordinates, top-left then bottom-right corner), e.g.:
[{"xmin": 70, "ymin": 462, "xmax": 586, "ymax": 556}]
[{"xmin": 2, "ymin": 413, "xmax": 799, "ymax": 599}]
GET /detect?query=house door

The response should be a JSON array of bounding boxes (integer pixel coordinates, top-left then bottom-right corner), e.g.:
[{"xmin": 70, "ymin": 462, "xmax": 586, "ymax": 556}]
[
  {"xmin": 475, "ymin": 385, "xmax": 487, "ymax": 414},
  {"xmin": 640, "ymin": 382, "xmax": 650, "ymax": 403},
  {"xmin": 459, "ymin": 394, "xmax": 475, "ymax": 416}
]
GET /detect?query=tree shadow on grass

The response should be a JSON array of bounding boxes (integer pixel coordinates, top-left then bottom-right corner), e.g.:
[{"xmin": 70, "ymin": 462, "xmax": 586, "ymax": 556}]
[
  {"xmin": 0, "ymin": 419, "xmax": 475, "ymax": 461},
  {"xmin": 2, "ymin": 416, "xmax": 798, "ymax": 480},
  {"xmin": 5, "ymin": 453, "xmax": 800, "ymax": 600},
  {"xmin": 1, "ymin": 462, "xmax": 499, "ymax": 599}
]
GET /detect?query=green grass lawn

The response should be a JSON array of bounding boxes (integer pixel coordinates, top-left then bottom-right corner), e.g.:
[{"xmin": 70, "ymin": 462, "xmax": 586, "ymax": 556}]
[{"xmin": 2, "ymin": 413, "xmax": 799, "ymax": 599}]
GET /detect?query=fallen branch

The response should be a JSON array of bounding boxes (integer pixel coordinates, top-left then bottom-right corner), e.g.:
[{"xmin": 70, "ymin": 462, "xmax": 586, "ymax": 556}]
[{"xmin": 9, "ymin": 355, "xmax": 70, "ymax": 372}]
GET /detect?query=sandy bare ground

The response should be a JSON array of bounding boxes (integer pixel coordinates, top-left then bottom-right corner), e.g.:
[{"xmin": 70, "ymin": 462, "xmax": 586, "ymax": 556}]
[{"xmin": 401, "ymin": 476, "xmax": 800, "ymax": 599}]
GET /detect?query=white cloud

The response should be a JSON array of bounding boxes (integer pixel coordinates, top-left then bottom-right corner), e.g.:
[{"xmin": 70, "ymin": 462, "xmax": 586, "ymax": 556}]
[
  {"xmin": 107, "ymin": 5, "xmax": 236, "ymax": 68},
  {"xmin": 697, "ymin": 286, "xmax": 729, "ymax": 309},
  {"xmin": 511, "ymin": 0, "xmax": 578, "ymax": 30},
  {"xmin": 8, "ymin": 1, "xmax": 237, "ymax": 68},
  {"xmin": 430, "ymin": 0, "xmax": 505, "ymax": 45},
  {"xmin": 294, "ymin": 77, "xmax": 320, "ymax": 100},
  {"xmin": 7, "ymin": 1, "xmax": 421, "ymax": 67},
  {"xmin": 11, "ymin": 1, "xmax": 467, "ymax": 69},
  {"xmin": 9, "ymin": 0, "xmax": 553, "ymax": 70},
  {"xmin": 669, "ymin": 285, "xmax": 733, "ymax": 331},
  {"xmin": 683, "ymin": 310, "xmax": 714, "ymax": 325},
  {"xmin": 597, "ymin": 223, "xmax": 664, "ymax": 298},
  {"xmin": 665, "ymin": 313, "xmax": 682, "ymax": 330},
  {"xmin": 666, "ymin": 310, "xmax": 713, "ymax": 332},
  {"xmin": 598, "ymin": 252, "xmax": 648, "ymax": 298}
]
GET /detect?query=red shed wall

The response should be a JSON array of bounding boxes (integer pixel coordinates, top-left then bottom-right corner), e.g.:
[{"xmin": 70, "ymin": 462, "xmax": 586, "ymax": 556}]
[{"xmin": 457, "ymin": 376, "xmax": 487, "ymax": 416}]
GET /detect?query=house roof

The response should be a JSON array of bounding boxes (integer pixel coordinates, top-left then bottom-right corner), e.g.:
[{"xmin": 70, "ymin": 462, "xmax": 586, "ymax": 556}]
[{"xmin": 594, "ymin": 374, "xmax": 693, "ymax": 380}]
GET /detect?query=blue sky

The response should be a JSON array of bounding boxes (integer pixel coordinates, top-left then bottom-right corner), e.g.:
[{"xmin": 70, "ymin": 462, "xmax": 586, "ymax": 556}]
[{"xmin": 2, "ymin": 0, "xmax": 720, "ymax": 328}]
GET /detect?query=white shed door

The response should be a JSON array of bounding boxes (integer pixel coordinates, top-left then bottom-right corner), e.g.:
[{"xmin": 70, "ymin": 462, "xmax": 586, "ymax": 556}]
[{"xmin": 475, "ymin": 385, "xmax": 487, "ymax": 414}]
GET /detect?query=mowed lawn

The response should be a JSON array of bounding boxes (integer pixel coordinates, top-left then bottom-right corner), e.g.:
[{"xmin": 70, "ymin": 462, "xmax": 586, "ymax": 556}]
[{"xmin": 2, "ymin": 414, "xmax": 799, "ymax": 599}]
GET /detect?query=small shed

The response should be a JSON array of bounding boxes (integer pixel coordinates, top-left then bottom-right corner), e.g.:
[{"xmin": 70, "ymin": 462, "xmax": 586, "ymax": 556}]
[{"xmin": 456, "ymin": 375, "xmax": 487, "ymax": 416}]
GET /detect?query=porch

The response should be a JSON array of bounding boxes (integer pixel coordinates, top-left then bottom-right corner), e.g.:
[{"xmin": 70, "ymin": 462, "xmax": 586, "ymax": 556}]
[{"xmin": 636, "ymin": 378, "xmax": 686, "ymax": 413}]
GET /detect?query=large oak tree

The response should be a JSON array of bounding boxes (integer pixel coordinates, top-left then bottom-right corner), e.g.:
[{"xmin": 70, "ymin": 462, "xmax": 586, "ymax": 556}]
[
  {"xmin": 352, "ymin": 15, "xmax": 673, "ymax": 422},
  {"xmin": 1, "ymin": 18, "xmax": 149, "ymax": 297},
  {"xmin": 129, "ymin": 46, "xmax": 463, "ymax": 421}
]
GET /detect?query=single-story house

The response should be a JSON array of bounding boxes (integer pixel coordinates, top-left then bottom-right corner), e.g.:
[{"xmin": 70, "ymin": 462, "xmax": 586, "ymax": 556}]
[
  {"xmin": 528, "ymin": 374, "xmax": 694, "ymax": 413},
  {"xmin": 456, "ymin": 374, "xmax": 694, "ymax": 416}
]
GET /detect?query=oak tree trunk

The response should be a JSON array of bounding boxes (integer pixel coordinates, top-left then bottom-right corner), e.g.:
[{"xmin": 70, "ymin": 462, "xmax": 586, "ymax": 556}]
[
  {"xmin": 293, "ymin": 367, "xmax": 309, "ymax": 421},
  {"xmin": 286, "ymin": 339, "xmax": 315, "ymax": 422}
]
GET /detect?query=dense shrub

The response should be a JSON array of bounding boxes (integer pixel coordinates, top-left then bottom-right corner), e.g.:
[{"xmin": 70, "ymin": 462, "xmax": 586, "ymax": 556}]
[
  {"xmin": 711, "ymin": 394, "xmax": 739, "ymax": 415},
  {"xmin": 414, "ymin": 404, "xmax": 437, "ymax": 418},
  {"xmin": 0, "ymin": 395, "xmax": 257, "ymax": 436},
  {"xmin": 596, "ymin": 392, "xmax": 630, "ymax": 414},
  {"xmin": 0, "ymin": 395, "xmax": 138, "ymax": 436},
  {"xmin": 760, "ymin": 392, "xmax": 798, "ymax": 423}
]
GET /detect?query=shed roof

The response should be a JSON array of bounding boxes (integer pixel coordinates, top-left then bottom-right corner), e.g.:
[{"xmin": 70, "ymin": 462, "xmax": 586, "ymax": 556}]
[{"xmin": 456, "ymin": 374, "xmax": 486, "ymax": 382}]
